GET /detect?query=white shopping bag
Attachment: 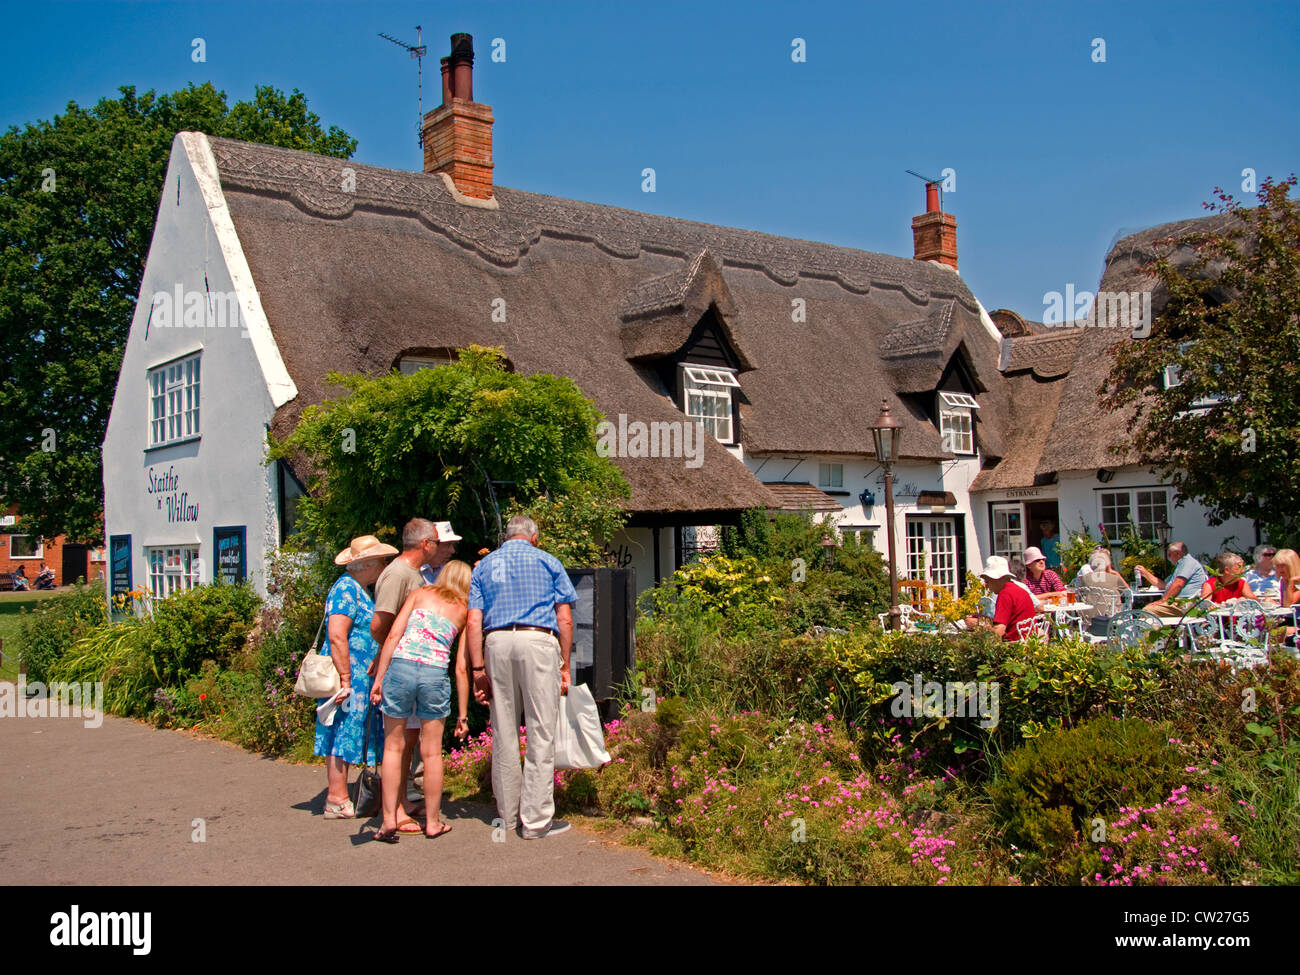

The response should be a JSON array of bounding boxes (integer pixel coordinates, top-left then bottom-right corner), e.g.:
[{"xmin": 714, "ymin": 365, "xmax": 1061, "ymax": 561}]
[{"xmin": 554, "ymin": 683, "xmax": 611, "ymax": 770}]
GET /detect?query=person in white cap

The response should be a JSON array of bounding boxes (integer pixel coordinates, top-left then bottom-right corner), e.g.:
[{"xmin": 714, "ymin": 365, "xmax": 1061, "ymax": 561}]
[
  {"xmin": 964, "ymin": 556, "xmax": 1040, "ymax": 641},
  {"xmin": 421, "ymin": 521, "xmax": 462, "ymax": 585}
]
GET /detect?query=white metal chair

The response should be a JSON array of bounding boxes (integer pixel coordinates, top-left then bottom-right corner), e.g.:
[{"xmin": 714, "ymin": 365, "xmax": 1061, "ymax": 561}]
[
  {"xmin": 1014, "ymin": 614, "xmax": 1050, "ymax": 641},
  {"xmin": 1106, "ymin": 610, "xmax": 1164, "ymax": 651},
  {"xmin": 877, "ymin": 604, "xmax": 933, "ymax": 631}
]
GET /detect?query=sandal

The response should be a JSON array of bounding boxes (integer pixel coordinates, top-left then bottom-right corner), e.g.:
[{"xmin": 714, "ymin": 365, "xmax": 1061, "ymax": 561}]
[
  {"xmin": 324, "ymin": 797, "xmax": 355, "ymax": 819},
  {"xmin": 373, "ymin": 827, "xmax": 400, "ymax": 844},
  {"xmin": 396, "ymin": 817, "xmax": 423, "ymax": 834},
  {"xmin": 425, "ymin": 821, "xmax": 453, "ymax": 840}
]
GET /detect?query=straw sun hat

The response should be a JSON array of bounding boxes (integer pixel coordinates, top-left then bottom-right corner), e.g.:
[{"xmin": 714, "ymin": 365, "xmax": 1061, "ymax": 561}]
[{"xmin": 334, "ymin": 535, "xmax": 399, "ymax": 566}]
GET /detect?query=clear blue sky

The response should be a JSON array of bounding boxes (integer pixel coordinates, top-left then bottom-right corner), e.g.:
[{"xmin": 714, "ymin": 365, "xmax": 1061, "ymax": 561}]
[{"xmin": 3, "ymin": 0, "xmax": 1297, "ymax": 318}]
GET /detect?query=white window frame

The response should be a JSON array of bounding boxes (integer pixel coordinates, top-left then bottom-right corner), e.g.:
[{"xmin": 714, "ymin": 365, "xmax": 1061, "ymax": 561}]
[
  {"xmin": 148, "ymin": 352, "xmax": 201, "ymax": 447},
  {"xmin": 1098, "ymin": 488, "xmax": 1171, "ymax": 543},
  {"xmin": 906, "ymin": 517, "xmax": 959, "ymax": 597},
  {"xmin": 681, "ymin": 364, "xmax": 738, "ymax": 443},
  {"xmin": 937, "ymin": 392, "xmax": 978, "ymax": 456},
  {"xmin": 8, "ymin": 535, "xmax": 43, "ymax": 559},
  {"xmin": 818, "ymin": 463, "xmax": 843, "ymax": 489},
  {"xmin": 146, "ymin": 545, "xmax": 201, "ymax": 598},
  {"xmin": 398, "ymin": 354, "xmax": 456, "ymax": 375}
]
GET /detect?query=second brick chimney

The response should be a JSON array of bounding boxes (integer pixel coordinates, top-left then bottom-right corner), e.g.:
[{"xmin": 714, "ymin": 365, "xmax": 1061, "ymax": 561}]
[
  {"xmin": 912, "ymin": 182, "xmax": 957, "ymax": 270},
  {"xmin": 422, "ymin": 33, "xmax": 494, "ymax": 201}
]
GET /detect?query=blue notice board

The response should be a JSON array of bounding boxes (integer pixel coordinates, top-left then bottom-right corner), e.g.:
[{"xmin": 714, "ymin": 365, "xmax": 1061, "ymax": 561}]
[
  {"xmin": 213, "ymin": 526, "xmax": 247, "ymax": 584},
  {"xmin": 109, "ymin": 534, "xmax": 132, "ymax": 597}
]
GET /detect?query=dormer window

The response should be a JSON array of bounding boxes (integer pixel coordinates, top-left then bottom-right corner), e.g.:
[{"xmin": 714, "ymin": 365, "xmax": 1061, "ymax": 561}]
[
  {"xmin": 937, "ymin": 391, "xmax": 978, "ymax": 455},
  {"xmin": 1164, "ymin": 342, "xmax": 1229, "ymax": 413},
  {"xmin": 682, "ymin": 364, "xmax": 739, "ymax": 443}
]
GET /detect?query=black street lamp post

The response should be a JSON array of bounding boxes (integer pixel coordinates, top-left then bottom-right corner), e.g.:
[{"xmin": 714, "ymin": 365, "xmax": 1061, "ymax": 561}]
[{"xmin": 871, "ymin": 399, "xmax": 903, "ymax": 630}]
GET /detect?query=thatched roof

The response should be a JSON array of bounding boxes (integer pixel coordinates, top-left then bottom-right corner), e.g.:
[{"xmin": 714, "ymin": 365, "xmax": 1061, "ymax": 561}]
[{"xmin": 203, "ymin": 134, "xmax": 1009, "ymax": 515}]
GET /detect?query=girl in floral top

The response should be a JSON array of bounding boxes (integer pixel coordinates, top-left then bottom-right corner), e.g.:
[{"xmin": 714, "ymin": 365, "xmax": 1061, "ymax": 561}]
[{"xmin": 370, "ymin": 560, "xmax": 472, "ymax": 841}]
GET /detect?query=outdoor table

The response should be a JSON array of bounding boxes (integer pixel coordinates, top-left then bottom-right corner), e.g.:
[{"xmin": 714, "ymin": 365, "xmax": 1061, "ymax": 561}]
[
  {"xmin": 1039, "ymin": 602, "xmax": 1093, "ymax": 637},
  {"xmin": 1132, "ymin": 587, "xmax": 1165, "ymax": 604}
]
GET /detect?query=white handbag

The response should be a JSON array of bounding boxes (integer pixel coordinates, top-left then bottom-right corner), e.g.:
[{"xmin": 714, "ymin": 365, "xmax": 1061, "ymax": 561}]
[
  {"xmin": 293, "ymin": 616, "xmax": 341, "ymax": 699},
  {"xmin": 554, "ymin": 683, "xmax": 612, "ymax": 770}
]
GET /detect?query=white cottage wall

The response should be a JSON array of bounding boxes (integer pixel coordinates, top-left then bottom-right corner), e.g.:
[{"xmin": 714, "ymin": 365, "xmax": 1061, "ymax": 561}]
[{"xmin": 102, "ymin": 133, "xmax": 296, "ymax": 603}]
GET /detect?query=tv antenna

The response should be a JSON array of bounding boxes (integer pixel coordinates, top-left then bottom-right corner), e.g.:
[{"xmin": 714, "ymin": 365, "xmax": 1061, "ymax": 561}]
[
  {"xmin": 379, "ymin": 26, "xmax": 428, "ymax": 148},
  {"xmin": 906, "ymin": 169, "xmax": 945, "ymax": 212}
]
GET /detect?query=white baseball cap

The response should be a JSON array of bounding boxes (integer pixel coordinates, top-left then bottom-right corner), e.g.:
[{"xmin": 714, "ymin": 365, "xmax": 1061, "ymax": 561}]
[{"xmin": 434, "ymin": 521, "xmax": 462, "ymax": 542}]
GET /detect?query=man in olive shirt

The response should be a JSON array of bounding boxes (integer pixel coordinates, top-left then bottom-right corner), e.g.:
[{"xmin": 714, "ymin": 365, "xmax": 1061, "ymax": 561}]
[{"xmin": 371, "ymin": 518, "xmax": 439, "ymax": 828}]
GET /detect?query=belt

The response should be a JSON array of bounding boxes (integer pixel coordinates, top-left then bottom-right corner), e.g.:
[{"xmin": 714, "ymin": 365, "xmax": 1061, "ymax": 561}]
[{"xmin": 484, "ymin": 624, "xmax": 559, "ymax": 640}]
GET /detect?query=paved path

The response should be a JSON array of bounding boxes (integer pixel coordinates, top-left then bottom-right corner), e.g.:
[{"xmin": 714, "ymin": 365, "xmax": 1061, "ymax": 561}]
[{"xmin": 0, "ymin": 693, "xmax": 718, "ymax": 885}]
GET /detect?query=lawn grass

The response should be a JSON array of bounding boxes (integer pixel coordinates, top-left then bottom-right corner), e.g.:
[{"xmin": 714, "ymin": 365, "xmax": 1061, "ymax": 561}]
[{"xmin": 0, "ymin": 589, "xmax": 64, "ymax": 680}]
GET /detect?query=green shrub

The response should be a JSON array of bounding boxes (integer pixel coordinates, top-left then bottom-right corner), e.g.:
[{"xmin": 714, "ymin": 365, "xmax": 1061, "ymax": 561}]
[
  {"xmin": 143, "ymin": 582, "xmax": 261, "ymax": 686},
  {"xmin": 989, "ymin": 717, "xmax": 1188, "ymax": 882},
  {"xmin": 17, "ymin": 580, "xmax": 108, "ymax": 681}
]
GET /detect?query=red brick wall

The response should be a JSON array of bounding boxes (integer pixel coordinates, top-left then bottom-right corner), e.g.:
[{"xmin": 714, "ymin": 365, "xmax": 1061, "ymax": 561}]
[{"xmin": 0, "ymin": 507, "xmax": 105, "ymax": 586}]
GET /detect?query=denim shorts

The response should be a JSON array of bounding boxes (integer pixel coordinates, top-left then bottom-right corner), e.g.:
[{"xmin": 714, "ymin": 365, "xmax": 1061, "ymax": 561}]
[{"xmin": 380, "ymin": 657, "xmax": 450, "ymax": 722}]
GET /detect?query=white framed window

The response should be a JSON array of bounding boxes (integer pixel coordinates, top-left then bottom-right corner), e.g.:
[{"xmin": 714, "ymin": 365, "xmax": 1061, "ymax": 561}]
[
  {"xmin": 938, "ymin": 392, "xmax": 977, "ymax": 455},
  {"xmin": 906, "ymin": 517, "xmax": 958, "ymax": 596},
  {"xmin": 682, "ymin": 364, "xmax": 738, "ymax": 443},
  {"xmin": 990, "ymin": 504, "xmax": 1024, "ymax": 564},
  {"xmin": 9, "ymin": 535, "xmax": 42, "ymax": 559},
  {"xmin": 398, "ymin": 353, "xmax": 456, "ymax": 375},
  {"xmin": 148, "ymin": 353, "xmax": 201, "ymax": 446},
  {"xmin": 147, "ymin": 545, "xmax": 201, "ymax": 598},
  {"xmin": 818, "ymin": 463, "xmax": 843, "ymax": 488},
  {"xmin": 1099, "ymin": 489, "xmax": 1170, "ymax": 542}
]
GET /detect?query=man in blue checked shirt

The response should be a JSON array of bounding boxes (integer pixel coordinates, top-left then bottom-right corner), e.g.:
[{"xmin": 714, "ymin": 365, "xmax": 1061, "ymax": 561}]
[{"xmin": 467, "ymin": 515, "xmax": 578, "ymax": 839}]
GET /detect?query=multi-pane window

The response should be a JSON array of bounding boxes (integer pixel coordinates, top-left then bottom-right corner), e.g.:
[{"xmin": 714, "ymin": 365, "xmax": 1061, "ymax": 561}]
[
  {"xmin": 906, "ymin": 518, "xmax": 958, "ymax": 596},
  {"xmin": 818, "ymin": 463, "xmax": 843, "ymax": 488},
  {"xmin": 147, "ymin": 545, "xmax": 201, "ymax": 598},
  {"xmin": 682, "ymin": 365, "xmax": 739, "ymax": 443},
  {"xmin": 938, "ymin": 391, "xmax": 978, "ymax": 455},
  {"xmin": 991, "ymin": 505, "xmax": 1024, "ymax": 563},
  {"xmin": 1099, "ymin": 489, "xmax": 1170, "ymax": 541},
  {"xmin": 149, "ymin": 354, "xmax": 201, "ymax": 446}
]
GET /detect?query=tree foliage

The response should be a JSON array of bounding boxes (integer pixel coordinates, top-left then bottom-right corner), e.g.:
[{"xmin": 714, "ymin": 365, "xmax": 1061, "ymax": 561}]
[
  {"xmin": 1100, "ymin": 176, "xmax": 1300, "ymax": 545},
  {"xmin": 269, "ymin": 346, "xmax": 631, "ymax": 566},
  {"xmin": 0, "ymin": 83, "xmax": 356, "ymax": 543}
]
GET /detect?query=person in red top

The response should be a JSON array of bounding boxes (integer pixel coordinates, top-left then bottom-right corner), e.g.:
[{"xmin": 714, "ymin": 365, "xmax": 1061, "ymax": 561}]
[
  {"xmin": 1022, "ymin": 546, "xmax": 1066, "ymax": 596},
  {"xmin": 1199, "ymin": 552, "xmax": 1256, "ymax": 604},
  {"xmin": 964, "ymin": 556, "xmax": 1041, "ymax": 641}
]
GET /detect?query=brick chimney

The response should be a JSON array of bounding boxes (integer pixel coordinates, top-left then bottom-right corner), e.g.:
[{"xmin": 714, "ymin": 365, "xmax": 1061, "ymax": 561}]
[
  {"xmin": 422, "ymin": 33, "xmax": 494, "ymax": 200},
  {"xmin": 912, "ymin": 182, "xmax": 957, "ymax": 270}
]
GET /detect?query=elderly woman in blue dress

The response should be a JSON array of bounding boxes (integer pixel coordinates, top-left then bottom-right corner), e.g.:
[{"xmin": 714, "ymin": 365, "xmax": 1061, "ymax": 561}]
[{"xmin": 317, "ymin": 535, "xmax": 398, "ymax": 819}]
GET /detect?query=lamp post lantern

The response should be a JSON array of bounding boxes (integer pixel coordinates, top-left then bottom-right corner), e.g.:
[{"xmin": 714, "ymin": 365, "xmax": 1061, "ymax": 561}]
[
  {"xmin": 1156, "ymin": 519, "xmax": 1172, "ymax": 550},
  {"xmin": 871, "ymin": 399, "xmax": 903, "ymax": 630}
]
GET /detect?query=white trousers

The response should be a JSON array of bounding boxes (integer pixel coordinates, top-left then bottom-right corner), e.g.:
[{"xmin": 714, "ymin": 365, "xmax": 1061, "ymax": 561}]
[{"xmin": 486, "ymin": 629, "xmax": 561, "ymax": 834}]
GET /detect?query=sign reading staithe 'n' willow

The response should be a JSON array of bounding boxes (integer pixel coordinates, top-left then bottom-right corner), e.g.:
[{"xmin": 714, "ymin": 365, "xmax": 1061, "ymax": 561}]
[
  {"xmin": 267, "ymin": 345, "xmax": 629, "ymax": 567},
  {"xmin": 1099, "ymin": 176, "xmax": 1300, "ymax": 546}
]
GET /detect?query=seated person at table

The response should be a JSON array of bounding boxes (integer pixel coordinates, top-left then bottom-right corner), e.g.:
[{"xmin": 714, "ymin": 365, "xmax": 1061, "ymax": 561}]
[
  {"xmin": 1022, "ymin": 546, "xmax": 1066, "ymax": 596},
  {"xmin": 1243, "ymin": 545, "xmax": 1280, "ymax": 601},
  {"xmin": 1075, "ymin": 548, "xmax": 1130, "ymax": 590},
  {"xmin": 1200, "ymin": 552, "xmax": 1257, "ymax": 604},
  {"xmin": 1273, "ymin": 549, "xmax": 1300, "ymax": 642},
  {"xmin": 964, "ymin": 556, "xmax": 1039, "ymax": 641},
  {"xmin": 1135, "ymin": 542, "xmax": 1209, "ymax": 618}
]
